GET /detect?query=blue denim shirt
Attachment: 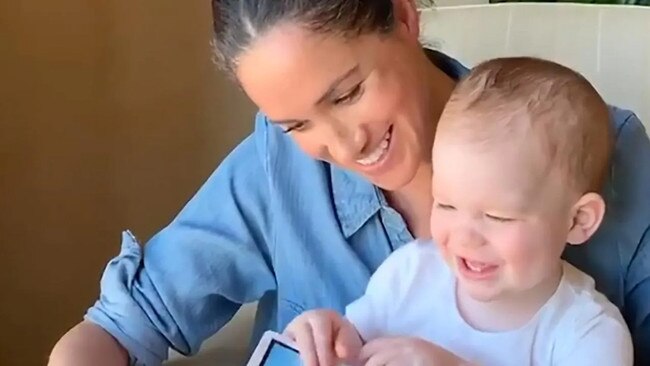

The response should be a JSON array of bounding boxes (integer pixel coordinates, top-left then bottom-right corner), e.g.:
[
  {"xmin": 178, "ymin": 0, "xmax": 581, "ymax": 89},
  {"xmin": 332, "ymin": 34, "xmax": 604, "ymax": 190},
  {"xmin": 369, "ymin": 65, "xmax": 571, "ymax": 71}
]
[{"xmin": 86, "ymin": 52, "xmax": 650, "ymax": 366}]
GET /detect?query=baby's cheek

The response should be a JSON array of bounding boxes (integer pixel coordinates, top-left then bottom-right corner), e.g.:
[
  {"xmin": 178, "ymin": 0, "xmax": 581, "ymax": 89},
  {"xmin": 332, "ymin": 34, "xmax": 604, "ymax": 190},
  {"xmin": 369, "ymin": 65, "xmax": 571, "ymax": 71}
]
[
  {"xmin": 429, "ymin": 215, "xmax": 446, "ymax": 243},
  {"xmin": 430, "ymin": 233, "xmax": 455, "ymax": 266},
  {"xmin": 442, "ymin": 250, "xmax": 456, "ymax": 270},
  {"xmin": 497, "ymin": 232, "xmax": 539, "ymax": 272}
]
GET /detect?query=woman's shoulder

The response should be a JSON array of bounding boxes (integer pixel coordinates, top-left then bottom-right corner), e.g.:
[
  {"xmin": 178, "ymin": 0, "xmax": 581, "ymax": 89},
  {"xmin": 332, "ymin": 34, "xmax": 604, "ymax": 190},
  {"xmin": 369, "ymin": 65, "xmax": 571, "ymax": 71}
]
[
  {"xmin": 190, "ymin": 111, "xmax": 326, "ymax": 207},
  {"xmin": 252, "ymin": 111, "xmax": 326, "ymax": 173},
  {"xmin": 569, "ymin": 105, "xmax": 650, "ymax": 302},
  {"xmin": 249, "ymin": 110, "xmax": 340, "ymax": 198},
  {"xmin": 252, "ymin": 112, "xmax": 329, "ymax": 181},
  {"xmin": 216, "ymin": 111, "xmax": 326, "ymax": 180},
  {"xmin": 608, "ymin": 105, "xmax": 647, "ymax": 135},
  {"xmin": 605, "ymin": 105, "xmax": 649, "ymax": 228}
]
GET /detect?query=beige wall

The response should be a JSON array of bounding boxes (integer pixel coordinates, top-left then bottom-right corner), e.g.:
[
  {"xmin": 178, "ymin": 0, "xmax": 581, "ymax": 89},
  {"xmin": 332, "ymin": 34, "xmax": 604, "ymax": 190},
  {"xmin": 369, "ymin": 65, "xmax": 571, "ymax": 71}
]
[{"xmin": 0, "ymin": 1, "xmax": 255, "ymax": 365}]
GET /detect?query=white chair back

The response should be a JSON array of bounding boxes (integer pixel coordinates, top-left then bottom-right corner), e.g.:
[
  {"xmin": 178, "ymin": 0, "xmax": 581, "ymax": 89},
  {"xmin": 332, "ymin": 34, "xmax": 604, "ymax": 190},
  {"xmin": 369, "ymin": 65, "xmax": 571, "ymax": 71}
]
[{"xmin": 420, "ymin": 3, "xmax": 650, "ymax": 130}]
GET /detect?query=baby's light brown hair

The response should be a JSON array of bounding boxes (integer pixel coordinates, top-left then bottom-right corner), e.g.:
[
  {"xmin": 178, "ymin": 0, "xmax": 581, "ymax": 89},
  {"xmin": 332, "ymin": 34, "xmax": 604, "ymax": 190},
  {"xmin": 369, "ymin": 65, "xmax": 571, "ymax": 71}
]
[{"xmin": 438, "ymin": 57, "xmax": 613, "ymax": 193}]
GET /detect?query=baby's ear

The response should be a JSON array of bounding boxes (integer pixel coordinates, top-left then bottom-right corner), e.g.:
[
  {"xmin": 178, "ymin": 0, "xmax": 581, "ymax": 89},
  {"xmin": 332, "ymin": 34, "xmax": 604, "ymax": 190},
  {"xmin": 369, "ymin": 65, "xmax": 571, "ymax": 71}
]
[{"xmin": 566, "ymin": 193, "xmax": 606, "ymax": 246}]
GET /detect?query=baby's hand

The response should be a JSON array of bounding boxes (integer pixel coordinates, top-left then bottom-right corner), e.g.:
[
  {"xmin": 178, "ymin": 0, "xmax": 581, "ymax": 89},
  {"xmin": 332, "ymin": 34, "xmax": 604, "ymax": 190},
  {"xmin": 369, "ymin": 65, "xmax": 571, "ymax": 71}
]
[
  {"xmin": 284, "ymin": 309, "xmax": 362, "ymax": 366},
  {"xmin": 360, "ymin": 336, "xmax": 470, "ymax": 366}
]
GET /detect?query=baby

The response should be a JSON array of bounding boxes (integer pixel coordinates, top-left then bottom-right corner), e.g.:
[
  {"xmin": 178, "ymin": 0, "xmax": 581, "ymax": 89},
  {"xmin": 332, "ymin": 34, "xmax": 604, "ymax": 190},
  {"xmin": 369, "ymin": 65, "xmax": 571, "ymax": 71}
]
[{"xmin": 285, "ymin": 57, "xmax": 633, "ymax": 366}]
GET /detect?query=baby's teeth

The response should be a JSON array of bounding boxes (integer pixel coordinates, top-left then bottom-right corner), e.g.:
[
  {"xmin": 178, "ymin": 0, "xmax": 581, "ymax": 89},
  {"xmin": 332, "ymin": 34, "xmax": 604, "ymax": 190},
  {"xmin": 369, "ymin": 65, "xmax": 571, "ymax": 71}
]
[{"xmin": 466, "ymin": 260, "xmax": 488, "ymax": 272}]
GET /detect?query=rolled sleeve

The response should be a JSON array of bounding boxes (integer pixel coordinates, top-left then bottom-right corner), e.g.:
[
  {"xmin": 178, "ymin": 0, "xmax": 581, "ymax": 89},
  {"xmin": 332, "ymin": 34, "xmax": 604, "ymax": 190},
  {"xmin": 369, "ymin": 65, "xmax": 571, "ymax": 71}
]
[
  {"xmin": 86, "ymin": 231, "xmax": 168, "ymax": 366},
  {"xmin": 85, "ymin": 119, "xmax": 277, "ymax": 365}
]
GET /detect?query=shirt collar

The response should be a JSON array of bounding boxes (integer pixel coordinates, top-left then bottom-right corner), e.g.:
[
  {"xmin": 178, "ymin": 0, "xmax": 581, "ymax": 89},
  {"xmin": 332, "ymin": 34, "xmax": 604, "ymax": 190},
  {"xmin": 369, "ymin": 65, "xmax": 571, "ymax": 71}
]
[
  {"xmin": 331, "ymin": 164, "xmax": 381, "ymax": 238},
  {"xmin": 331, "ymin": 50, "xmax": 469, "ymax": 238}
]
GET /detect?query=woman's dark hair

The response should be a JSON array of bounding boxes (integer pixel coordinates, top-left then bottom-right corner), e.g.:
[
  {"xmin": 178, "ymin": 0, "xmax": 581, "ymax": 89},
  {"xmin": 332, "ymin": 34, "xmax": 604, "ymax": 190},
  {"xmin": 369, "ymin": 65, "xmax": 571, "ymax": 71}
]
[{"xmin": 211, "ymin": 0, "xmax": 433, "ymax": 75}]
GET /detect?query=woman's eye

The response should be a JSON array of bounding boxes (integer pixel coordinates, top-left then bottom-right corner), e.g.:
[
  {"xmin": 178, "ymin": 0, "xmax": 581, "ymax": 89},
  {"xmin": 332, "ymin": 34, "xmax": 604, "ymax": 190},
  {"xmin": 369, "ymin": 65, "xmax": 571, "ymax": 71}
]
[
  {"xmin": 485, "ymin": 214, "xmax": 514, "ymax": 223},
  {"xmin": 282, "ymin": 121, "xmax": 307, "ymax": 134},
  {"xmin": 333, "ymin": 83, "xmax": 363, "ymax": 105}
]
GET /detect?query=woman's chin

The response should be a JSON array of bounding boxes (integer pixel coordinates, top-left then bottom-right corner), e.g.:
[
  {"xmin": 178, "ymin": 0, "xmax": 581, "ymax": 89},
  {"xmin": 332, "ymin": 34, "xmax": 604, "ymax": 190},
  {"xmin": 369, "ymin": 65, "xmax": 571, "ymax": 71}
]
[
  {"xmin": 367, "ymin": 172, "xmax": 414, "ymax": 192},
  {"xmin": 370, "ymin": 164, "xmax": 423, "ymax": 192}
]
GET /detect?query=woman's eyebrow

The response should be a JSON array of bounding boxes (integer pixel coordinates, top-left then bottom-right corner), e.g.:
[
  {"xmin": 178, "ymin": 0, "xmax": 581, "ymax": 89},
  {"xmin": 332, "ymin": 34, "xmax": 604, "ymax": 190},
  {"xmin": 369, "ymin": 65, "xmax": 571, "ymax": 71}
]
[
  {"xmin": 272, "ymin": 64, "xmax": 360, "ymax": 126},
  {"xmin": 315, "ymin": 64, "xmax": 360, "ymax": 105}
]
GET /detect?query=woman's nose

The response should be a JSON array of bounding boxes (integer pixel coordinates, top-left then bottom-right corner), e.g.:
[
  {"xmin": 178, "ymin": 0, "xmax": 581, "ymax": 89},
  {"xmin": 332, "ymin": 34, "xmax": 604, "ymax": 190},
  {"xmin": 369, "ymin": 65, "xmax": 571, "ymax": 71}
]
[{"xmin": 325, "ymin": 120, "xmax": 369, "ymax": 164}]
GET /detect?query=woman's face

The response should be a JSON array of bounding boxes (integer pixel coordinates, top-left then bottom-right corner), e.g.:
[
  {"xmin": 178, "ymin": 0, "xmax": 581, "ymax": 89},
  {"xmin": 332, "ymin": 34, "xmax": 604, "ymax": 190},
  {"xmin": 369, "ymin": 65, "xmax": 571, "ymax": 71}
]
[{"xmin": 236, "ymin": 9, "xmax": 437, "ymax": 191}]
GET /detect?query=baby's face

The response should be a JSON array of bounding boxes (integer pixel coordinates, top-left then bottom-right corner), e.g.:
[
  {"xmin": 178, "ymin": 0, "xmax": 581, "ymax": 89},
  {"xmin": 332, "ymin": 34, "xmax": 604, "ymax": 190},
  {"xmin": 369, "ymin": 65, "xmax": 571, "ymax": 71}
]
[{"xmin": 430, "ymin": 134, "xmax": 576, "ymax": 303}]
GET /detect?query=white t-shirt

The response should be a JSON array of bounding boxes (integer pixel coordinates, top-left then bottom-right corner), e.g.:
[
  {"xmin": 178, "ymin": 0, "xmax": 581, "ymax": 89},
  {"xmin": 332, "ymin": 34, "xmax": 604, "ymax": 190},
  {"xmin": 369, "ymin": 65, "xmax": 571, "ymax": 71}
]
[{"xmin": 346, "ymin": 240, "xmax": 633, "ymax": 366}]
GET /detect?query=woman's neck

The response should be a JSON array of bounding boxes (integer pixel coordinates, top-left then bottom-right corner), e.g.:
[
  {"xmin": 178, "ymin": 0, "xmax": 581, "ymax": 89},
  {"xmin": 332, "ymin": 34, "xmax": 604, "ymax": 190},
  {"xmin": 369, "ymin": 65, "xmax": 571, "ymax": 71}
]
[
  {"xmin": 384, "ymin": 53, "xmax": 456, "ymax": 239},
  {"xmin": 385, "ymin": 163, "xmax": 434, "ymax": 238}
]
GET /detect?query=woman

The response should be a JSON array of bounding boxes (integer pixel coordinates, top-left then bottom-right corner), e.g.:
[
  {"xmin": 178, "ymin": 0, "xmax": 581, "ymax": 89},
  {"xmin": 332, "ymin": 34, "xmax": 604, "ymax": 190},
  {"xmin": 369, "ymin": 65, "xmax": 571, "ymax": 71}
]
[{"xmin": 50, "ymin": 1, "xmax": 650, "ymax": 365}]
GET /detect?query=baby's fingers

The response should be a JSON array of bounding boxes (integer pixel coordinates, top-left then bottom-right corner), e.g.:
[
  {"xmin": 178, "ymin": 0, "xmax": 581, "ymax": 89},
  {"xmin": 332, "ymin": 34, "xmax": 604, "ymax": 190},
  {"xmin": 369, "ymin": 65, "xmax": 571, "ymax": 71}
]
[
  {"xmin": 285, "ymin": 321, "xmax": 319, "ymax": 366},
  {"xmin": 311, "ymin": 314, "xmax": 337, "ymax": 366},
  {"xmin": 334, "ymin": 321, "xmax": 362, "ymax": 363}
]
